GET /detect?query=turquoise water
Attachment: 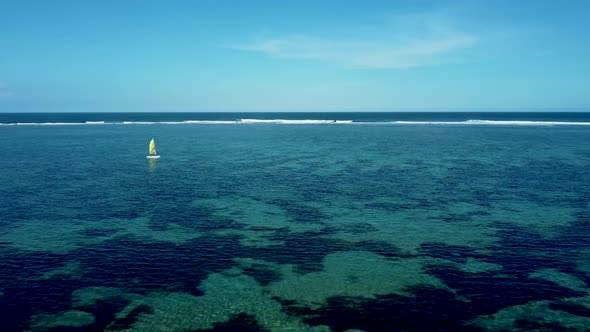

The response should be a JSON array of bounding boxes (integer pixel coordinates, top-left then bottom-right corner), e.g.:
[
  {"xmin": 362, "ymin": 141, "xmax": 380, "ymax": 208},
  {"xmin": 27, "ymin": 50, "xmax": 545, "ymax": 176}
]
[{"xmin": 1, "ymin": 113, "xmax": 589, "ymax": 331}]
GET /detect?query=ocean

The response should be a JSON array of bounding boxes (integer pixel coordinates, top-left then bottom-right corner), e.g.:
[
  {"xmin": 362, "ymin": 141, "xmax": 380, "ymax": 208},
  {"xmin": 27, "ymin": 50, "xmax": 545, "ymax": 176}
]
[{"xmin": 0, "ymin": 112, "xmax": 589, "ymax": 331}]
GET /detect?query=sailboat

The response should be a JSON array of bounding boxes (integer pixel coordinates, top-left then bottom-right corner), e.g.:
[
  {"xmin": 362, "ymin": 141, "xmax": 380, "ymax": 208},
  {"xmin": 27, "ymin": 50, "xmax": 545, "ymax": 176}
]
[{"xmin": 146, "ymin": 138, "xmax": 160, "ymax": 159}]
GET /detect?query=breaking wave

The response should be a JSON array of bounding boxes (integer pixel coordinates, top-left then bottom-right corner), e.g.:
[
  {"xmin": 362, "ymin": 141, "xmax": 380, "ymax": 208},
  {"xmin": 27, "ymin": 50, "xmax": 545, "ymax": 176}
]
[
  {"xmin": 2, "ymin": 119, "xmax": 590, "ymax": 126},
  {"xmin": 238, "ymin": 119, "xmax": 353, "ymax": 124},
  {"xmin": 13, "ymin": 122, "xmax": 92, "ymax": 126},
  {"xmin": 385, "ymin": 120, "xmax": 590, "ymax": 126}
]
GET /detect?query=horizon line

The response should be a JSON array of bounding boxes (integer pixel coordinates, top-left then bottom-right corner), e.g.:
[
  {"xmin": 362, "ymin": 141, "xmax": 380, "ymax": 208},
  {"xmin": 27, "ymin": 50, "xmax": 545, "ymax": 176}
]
[{"xmin": 1, "ymin": 109, "xmax": 590, "ymax": 114}]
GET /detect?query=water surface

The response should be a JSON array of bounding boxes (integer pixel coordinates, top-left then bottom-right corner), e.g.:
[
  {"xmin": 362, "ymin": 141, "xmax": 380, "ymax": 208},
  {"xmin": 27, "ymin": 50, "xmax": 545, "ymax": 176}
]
[{"xmin": 0, "ymin": 113, "xmax": 589, "ymax": 331}]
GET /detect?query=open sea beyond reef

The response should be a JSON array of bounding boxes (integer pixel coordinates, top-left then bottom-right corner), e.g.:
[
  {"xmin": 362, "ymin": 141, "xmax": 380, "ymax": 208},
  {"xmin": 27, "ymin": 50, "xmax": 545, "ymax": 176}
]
[{"xmin": 1, "ymin": 112, "xmax": 590, "ymax": 332}]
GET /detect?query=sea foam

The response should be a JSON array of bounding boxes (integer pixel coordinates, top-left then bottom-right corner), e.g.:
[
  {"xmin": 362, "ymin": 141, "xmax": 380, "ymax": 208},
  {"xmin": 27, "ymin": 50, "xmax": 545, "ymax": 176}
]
[
  {"xmin": 238, "ymin": 119, "xmax": 342, "ymax": 124},
  {"xmin": 3, "ymin": 119, "xmax": 590, "ymax": 126},
  {"xmin": 390, "ymin": 120, "xmax": 590, "ymax": 126}
]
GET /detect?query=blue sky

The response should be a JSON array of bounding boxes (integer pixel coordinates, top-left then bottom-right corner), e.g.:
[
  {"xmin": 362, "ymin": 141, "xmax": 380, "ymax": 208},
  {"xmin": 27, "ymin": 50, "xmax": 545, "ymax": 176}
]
[{"xmin": 0, "ymin": 0, "xmax": 589, "ymax": 112}]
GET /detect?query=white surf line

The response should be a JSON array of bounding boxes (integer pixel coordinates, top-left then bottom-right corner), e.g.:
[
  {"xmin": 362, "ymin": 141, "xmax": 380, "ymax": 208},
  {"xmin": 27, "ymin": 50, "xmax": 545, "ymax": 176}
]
[{"xmin": 3, "ymin": 119, "xmax": 590, "ymax": 126}]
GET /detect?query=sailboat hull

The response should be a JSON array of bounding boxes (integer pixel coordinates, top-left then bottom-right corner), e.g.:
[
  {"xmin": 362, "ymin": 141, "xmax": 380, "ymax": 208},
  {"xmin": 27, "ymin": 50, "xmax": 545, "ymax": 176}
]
[{"xmin": 146, "ymin": 155, "xmax": 160, "ymax": 159}]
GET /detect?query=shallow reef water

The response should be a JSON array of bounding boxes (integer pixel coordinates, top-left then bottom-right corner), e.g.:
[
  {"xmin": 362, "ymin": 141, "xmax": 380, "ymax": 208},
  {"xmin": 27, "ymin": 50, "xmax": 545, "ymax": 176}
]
[{"xmin": 0, "ymin": 117, "xmax": 589, "ymax": 331}]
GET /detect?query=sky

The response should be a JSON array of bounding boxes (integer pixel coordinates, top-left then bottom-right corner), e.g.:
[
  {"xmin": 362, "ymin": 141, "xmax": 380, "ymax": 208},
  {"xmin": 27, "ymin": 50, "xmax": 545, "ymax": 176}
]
[{"xmin": 0, "ymin": 0, "xmax": 589, "ymax": 112}]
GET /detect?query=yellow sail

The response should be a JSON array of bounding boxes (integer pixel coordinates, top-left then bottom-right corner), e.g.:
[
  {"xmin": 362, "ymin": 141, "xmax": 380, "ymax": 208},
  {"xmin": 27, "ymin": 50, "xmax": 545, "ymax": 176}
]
[{"xmin": 149, "ymin": 139, "xmax": 157, "ymax": 155}]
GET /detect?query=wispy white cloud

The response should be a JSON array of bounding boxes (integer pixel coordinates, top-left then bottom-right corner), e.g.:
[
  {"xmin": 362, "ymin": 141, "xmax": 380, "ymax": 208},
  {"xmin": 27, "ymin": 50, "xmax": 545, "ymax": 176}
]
[{"xmin": 228, "ymin": 12, "xmax": 477, "ymax": 69}]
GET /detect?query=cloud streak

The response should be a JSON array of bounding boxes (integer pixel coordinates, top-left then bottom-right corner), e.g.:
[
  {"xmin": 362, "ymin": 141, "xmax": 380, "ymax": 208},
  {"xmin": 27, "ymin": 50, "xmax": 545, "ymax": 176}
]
[{"xmin": 228, "ymin": 13, "xmax": 477, "ymax": 69}]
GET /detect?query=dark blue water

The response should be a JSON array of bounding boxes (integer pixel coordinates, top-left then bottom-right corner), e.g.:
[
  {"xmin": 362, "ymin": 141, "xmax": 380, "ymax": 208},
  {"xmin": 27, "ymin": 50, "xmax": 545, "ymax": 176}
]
[{"xmin": 0, "ymin": 113, "xmax": 589, "ymax": 331}]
